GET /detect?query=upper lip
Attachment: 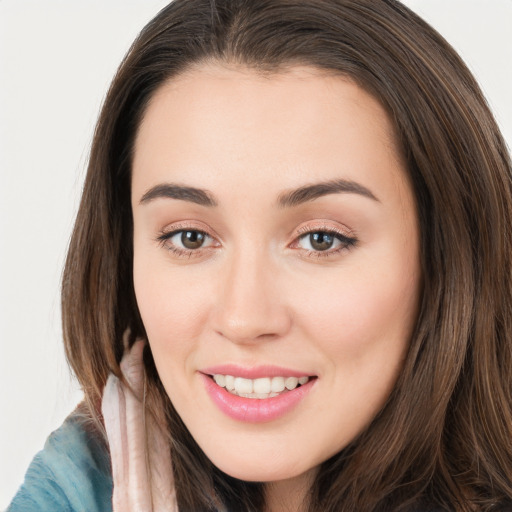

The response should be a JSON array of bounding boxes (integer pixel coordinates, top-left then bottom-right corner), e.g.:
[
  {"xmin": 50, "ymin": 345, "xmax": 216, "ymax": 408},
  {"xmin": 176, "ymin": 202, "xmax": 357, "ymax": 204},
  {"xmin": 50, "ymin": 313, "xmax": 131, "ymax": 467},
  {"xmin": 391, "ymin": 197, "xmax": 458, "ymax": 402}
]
[{"xmin": 200, "ymin": 364, "xmax": 315, "ymax": 380}]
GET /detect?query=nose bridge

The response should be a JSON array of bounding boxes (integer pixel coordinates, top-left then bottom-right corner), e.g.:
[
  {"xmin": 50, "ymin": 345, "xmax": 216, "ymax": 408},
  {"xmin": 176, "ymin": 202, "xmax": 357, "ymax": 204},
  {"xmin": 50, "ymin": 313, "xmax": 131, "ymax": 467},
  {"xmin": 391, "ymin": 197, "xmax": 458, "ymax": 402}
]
[{"xmin": 214, "ymin": 244, "xmax": 290, "ymax": 343}]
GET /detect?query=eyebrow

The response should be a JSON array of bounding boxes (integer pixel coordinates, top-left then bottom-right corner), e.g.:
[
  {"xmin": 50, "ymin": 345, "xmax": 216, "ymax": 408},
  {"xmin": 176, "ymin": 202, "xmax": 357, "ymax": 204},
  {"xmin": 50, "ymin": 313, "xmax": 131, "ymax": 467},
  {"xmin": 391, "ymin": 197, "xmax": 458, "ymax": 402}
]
[
  {"xmin": 139, "ymin": 183, "xmax": 217, "ymax": 207},
  {"xmin": 139, "ymin": 178, "xmax": 378, "ymax": 208},
  {"xmin": 277, "ymin": 179, "xmax": 378, "ymax": 207}
]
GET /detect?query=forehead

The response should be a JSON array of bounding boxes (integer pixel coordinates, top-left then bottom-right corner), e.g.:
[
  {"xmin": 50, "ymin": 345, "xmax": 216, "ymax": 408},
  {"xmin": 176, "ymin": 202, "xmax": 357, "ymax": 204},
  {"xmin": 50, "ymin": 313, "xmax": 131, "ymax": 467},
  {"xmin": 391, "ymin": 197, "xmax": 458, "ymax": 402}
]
[
  {"xmin": 131, "ymin": 63, "xmax": 409, "ymax": 207},
  {"xmin": 135, "ymin": 63, "xmax": 399, "ymax": 148}
]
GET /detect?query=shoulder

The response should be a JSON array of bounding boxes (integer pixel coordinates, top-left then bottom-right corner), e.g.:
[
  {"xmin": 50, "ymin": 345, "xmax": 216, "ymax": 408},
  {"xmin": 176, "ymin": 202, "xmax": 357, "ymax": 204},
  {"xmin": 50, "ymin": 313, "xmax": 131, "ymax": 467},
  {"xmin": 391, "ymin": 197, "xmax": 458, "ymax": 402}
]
[{"xmin": 7, "ymin": 406, "xmax": 113, "ymax": 512}]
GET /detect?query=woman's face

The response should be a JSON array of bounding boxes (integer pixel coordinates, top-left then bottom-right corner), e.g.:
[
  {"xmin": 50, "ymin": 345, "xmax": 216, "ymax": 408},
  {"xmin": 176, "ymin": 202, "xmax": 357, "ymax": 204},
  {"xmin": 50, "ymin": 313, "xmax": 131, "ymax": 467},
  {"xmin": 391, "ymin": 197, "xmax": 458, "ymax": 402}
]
[{"xmin": 131, "ymin": 64, "xmax": 421, "ymax": 486}]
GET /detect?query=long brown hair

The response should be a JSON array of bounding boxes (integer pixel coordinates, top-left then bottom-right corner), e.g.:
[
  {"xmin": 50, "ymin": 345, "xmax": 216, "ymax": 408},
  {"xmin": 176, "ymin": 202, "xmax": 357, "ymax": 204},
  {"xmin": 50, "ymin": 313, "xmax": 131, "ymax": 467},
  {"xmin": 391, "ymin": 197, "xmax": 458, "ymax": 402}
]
[{"xmin": 62, "ymin": 1, "xmax": 512, "ymax": 510}]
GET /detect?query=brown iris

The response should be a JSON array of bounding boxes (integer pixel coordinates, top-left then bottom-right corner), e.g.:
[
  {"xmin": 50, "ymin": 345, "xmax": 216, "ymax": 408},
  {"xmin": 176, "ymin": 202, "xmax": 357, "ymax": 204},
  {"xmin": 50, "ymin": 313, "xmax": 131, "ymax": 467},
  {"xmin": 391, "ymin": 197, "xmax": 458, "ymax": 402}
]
[
  {"xmin": 309, "ymin": 232, "xmax": 335, "ymax": 251},
  {"xmin": 181, "ymin": 230, "xmax": 206, "ymax": 249}
]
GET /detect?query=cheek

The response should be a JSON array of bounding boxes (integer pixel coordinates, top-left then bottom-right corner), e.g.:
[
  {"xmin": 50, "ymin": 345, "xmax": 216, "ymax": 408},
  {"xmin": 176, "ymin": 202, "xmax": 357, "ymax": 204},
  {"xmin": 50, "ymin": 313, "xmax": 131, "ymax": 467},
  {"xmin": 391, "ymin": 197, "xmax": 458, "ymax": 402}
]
[
  {"xmin": 292, "ymin": 239, "xmax": 421, "ymax": 405},
  {"xmin": 297, "ymin": 267, "xmax": 418, "ymax": 352},
  {"xmin": 133, "ymin": 261, "xmax": 213, "ymax": 411},
  {"xmin": 133, "ymin": 253, "xmax": 212, "ymax": 356},
  {"xmin": 289, "ymin": 261, "xmax": 419, "ymax": 450}
]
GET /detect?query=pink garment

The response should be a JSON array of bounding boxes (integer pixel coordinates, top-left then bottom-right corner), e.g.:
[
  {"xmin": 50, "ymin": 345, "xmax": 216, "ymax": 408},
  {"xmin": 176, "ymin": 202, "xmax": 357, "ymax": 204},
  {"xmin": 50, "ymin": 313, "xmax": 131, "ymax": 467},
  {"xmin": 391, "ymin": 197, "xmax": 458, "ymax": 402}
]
[{"xmin": 102, "ymin": 337, "xmax": 177, "ymax": 512}]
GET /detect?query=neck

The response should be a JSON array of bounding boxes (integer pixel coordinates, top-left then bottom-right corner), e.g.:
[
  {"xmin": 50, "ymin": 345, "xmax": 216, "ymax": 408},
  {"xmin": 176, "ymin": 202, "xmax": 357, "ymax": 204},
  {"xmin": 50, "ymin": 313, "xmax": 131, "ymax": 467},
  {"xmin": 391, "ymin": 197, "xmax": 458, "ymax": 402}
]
[{"xmin": 264, "ymin": 471, "xmax": 315, "ymax": 512}]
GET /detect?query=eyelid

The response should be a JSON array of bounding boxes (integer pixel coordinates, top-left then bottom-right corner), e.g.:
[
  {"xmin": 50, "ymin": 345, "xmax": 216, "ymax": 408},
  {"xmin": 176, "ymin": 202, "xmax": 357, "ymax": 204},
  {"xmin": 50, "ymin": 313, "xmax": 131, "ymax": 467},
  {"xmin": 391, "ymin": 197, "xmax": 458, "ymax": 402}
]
[
  {"xmin": 292, "ymin": 220, "xmax": 357, "ymax": 241},
  {"xmin": 155, "ymin": 219, "xmax": 357, "ymax": 259},
  {"xmin": 158, "ymin": 221, "xmax": 221, "ymax": 241},
  {"xmin": 288, "ymin": 220, "xmax": 358, "ymax": 257},
  {"xmin": 155, "ymin": 221, "xmax": 221, "ymax": 256}
]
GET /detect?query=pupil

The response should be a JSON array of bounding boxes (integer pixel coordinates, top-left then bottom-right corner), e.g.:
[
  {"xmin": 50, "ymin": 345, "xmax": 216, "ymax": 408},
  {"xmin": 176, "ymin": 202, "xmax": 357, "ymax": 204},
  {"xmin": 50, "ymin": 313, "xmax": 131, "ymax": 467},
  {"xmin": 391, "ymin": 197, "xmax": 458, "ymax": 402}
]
[
  {"xmin": 181, "ymin": 230, "xmax": 205, "ymax": 249},
  {"xmin": 310, "ymin": 232, "xmax": 334, "ymax": 251}
]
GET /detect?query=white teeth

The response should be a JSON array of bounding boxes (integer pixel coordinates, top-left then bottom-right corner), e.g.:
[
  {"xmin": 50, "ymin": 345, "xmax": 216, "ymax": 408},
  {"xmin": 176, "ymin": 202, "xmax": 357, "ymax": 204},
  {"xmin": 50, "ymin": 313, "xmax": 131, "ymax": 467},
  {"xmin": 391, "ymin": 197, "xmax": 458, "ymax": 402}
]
[
  {"xmin": 234, "ymin": 377, "xmax": 253, "ymax": 394},
  {"xmin": 212, "ymin": 374, "xmax": 310, "ymax": 398},
  {"xmin": 253, "ymin": 377, "xmax": 271, "ymax": 394},
  {"xmin": 271, "ymin": 376, "xmax": 285, "ymax": 393},
  {"xmin": 285, "ymin": 377, "xmax": 299, "ymax": 390},
  {"xmin": 225, "ymin": 375, "xmax": 235, "ymax": 391},
  {"xmin": 213, "ymin": 374, "xmax": 226, "ymax": 387}
]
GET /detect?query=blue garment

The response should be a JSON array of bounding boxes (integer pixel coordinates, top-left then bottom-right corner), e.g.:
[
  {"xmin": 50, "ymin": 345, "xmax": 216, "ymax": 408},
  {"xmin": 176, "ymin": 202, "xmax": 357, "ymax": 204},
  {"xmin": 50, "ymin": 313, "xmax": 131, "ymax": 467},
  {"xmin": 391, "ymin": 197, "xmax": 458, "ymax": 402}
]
[
  {"xmin": 7, "ymin": 410, "xmax": 113, "ymax": 512},
  {"xmin": 8, "ymin": 411, "xmax": 508, "ymax": 511}
]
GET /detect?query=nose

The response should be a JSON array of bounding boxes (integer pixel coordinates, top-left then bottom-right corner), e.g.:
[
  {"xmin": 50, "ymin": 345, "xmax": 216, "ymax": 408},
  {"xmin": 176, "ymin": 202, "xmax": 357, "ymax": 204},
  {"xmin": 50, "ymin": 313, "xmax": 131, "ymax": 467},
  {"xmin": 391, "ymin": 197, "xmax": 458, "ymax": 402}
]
[{"xmin": 212, "ymin": 250, "xmax": 292, "ymax": 344}]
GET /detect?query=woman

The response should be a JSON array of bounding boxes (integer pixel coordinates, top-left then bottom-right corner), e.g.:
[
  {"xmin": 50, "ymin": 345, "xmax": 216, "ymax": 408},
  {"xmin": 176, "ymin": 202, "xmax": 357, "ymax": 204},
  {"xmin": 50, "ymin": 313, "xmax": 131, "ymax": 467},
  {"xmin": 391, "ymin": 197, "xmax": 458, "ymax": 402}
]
[{"xmin": 8, "ymin": 0, "xmax": 512, "ymax": 510}]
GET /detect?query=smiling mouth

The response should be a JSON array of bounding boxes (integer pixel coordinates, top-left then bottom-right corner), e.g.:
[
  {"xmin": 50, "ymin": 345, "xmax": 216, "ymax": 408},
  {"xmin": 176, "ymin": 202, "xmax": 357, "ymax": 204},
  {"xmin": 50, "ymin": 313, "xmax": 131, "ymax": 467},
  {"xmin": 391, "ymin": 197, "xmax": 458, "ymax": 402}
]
[{"xmin": 210, "ymin": 374, "xmax": 314, "ymax": 399}]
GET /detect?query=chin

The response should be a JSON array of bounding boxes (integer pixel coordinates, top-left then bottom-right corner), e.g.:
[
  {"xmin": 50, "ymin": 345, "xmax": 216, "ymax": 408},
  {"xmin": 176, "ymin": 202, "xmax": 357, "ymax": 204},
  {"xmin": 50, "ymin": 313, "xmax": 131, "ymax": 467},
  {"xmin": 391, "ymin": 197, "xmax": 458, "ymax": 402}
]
[
  {"xmin": 217, "ymin": 464, "xmax": 300, "ymax": 483},
  {"xmin": 204, "ymin": 446, "xmax": 312, "ymax": 483}
]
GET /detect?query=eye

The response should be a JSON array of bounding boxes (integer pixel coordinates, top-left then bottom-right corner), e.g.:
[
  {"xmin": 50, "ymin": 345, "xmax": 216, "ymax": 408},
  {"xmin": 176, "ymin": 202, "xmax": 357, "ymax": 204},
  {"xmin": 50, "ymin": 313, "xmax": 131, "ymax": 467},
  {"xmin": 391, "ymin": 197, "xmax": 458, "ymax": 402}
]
[
  {"xmin": 295, "ymin": 228, "xmax": 357, "ymax": 255},
  {"xmin": 300, "ymin": 231, "xmax": 338, "ymax": 251},
  {"xmin": 173, "ymin": 230, "xmax": 210, "ymax": 249},
  {"xmin": 157, "ymin": 228, "xmax": 216, "ymax": 254}
]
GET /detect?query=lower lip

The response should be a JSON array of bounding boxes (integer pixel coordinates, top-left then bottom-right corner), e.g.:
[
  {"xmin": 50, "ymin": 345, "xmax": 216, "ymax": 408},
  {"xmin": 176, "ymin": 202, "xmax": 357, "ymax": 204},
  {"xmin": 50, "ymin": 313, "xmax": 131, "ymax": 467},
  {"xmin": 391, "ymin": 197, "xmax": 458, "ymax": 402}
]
[{"xmin": 201, "ymin": 374, "xmax": 315, "ymax": 423}]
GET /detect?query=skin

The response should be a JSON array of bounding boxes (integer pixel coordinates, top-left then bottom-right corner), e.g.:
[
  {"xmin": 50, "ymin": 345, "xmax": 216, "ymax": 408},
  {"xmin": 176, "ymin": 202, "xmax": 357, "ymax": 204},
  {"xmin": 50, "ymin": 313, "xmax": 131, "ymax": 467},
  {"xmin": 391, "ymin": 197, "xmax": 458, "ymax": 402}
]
[{"xmin": 131, "ymin": 63, "xmax": 421, "ymax": 510}]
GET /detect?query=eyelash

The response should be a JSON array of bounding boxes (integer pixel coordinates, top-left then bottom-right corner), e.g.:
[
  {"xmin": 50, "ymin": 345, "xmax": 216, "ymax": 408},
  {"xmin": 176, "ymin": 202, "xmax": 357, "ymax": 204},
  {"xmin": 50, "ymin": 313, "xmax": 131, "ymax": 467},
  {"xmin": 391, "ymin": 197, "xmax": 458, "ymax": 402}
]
[
  {"xmin": 156, "ymin": 224, "xmax": 358, "ymax": 259},
  {"xmin": 294, "ymin": 225, "xmax": 357, "ymax": 258},
  {"xmin": 156, "ymin": 225, "xmax": 217, "ymax": 259}
]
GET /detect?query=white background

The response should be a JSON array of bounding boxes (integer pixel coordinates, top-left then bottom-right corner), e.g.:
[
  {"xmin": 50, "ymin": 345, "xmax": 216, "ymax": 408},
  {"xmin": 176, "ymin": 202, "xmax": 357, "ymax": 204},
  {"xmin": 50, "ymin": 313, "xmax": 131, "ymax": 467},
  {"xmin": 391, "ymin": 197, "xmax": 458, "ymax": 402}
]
[{"xmin": 1, "ymin": 1, "xmax": 511, "ymax": 509}]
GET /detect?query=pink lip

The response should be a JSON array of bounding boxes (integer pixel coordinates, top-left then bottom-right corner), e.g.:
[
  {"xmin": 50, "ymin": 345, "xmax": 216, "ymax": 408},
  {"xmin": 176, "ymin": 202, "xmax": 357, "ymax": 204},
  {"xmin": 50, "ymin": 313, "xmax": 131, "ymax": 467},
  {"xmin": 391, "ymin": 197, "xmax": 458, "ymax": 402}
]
[
  {"xmin": 200, "ymin": 364, "xmax": 312, "ymax": 379},
  {"xmin": 200, "ymin": 373, "xmax": 316, "ymax": 423}
]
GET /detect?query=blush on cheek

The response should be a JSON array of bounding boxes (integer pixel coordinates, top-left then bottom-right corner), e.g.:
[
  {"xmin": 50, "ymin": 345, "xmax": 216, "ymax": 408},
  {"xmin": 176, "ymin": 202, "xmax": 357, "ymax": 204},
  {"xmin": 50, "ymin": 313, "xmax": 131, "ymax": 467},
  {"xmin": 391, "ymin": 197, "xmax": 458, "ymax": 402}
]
[
  {"xmin": 301, "ymin": 273, "xmax": 416, "ymax": 362},
  {"xmin": 134, "ymin": 266, "xmax": 212, "ymax": 348},
  {"xmin": 300, "ymin": 289, "xmax": 378, "ymax": 345}
]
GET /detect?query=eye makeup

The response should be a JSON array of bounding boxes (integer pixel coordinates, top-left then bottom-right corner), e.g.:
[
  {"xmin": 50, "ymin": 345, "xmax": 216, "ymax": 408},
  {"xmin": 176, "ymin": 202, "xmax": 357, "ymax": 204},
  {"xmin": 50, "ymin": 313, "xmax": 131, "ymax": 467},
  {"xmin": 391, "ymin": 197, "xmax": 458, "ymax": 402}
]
[
  {"xmin": 155, "ymin": 219, "xmax": 358, "ymax": 261},
  {"xmin": 291, "ymin": 222, "xmax": 358, "ymax": 259}
]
